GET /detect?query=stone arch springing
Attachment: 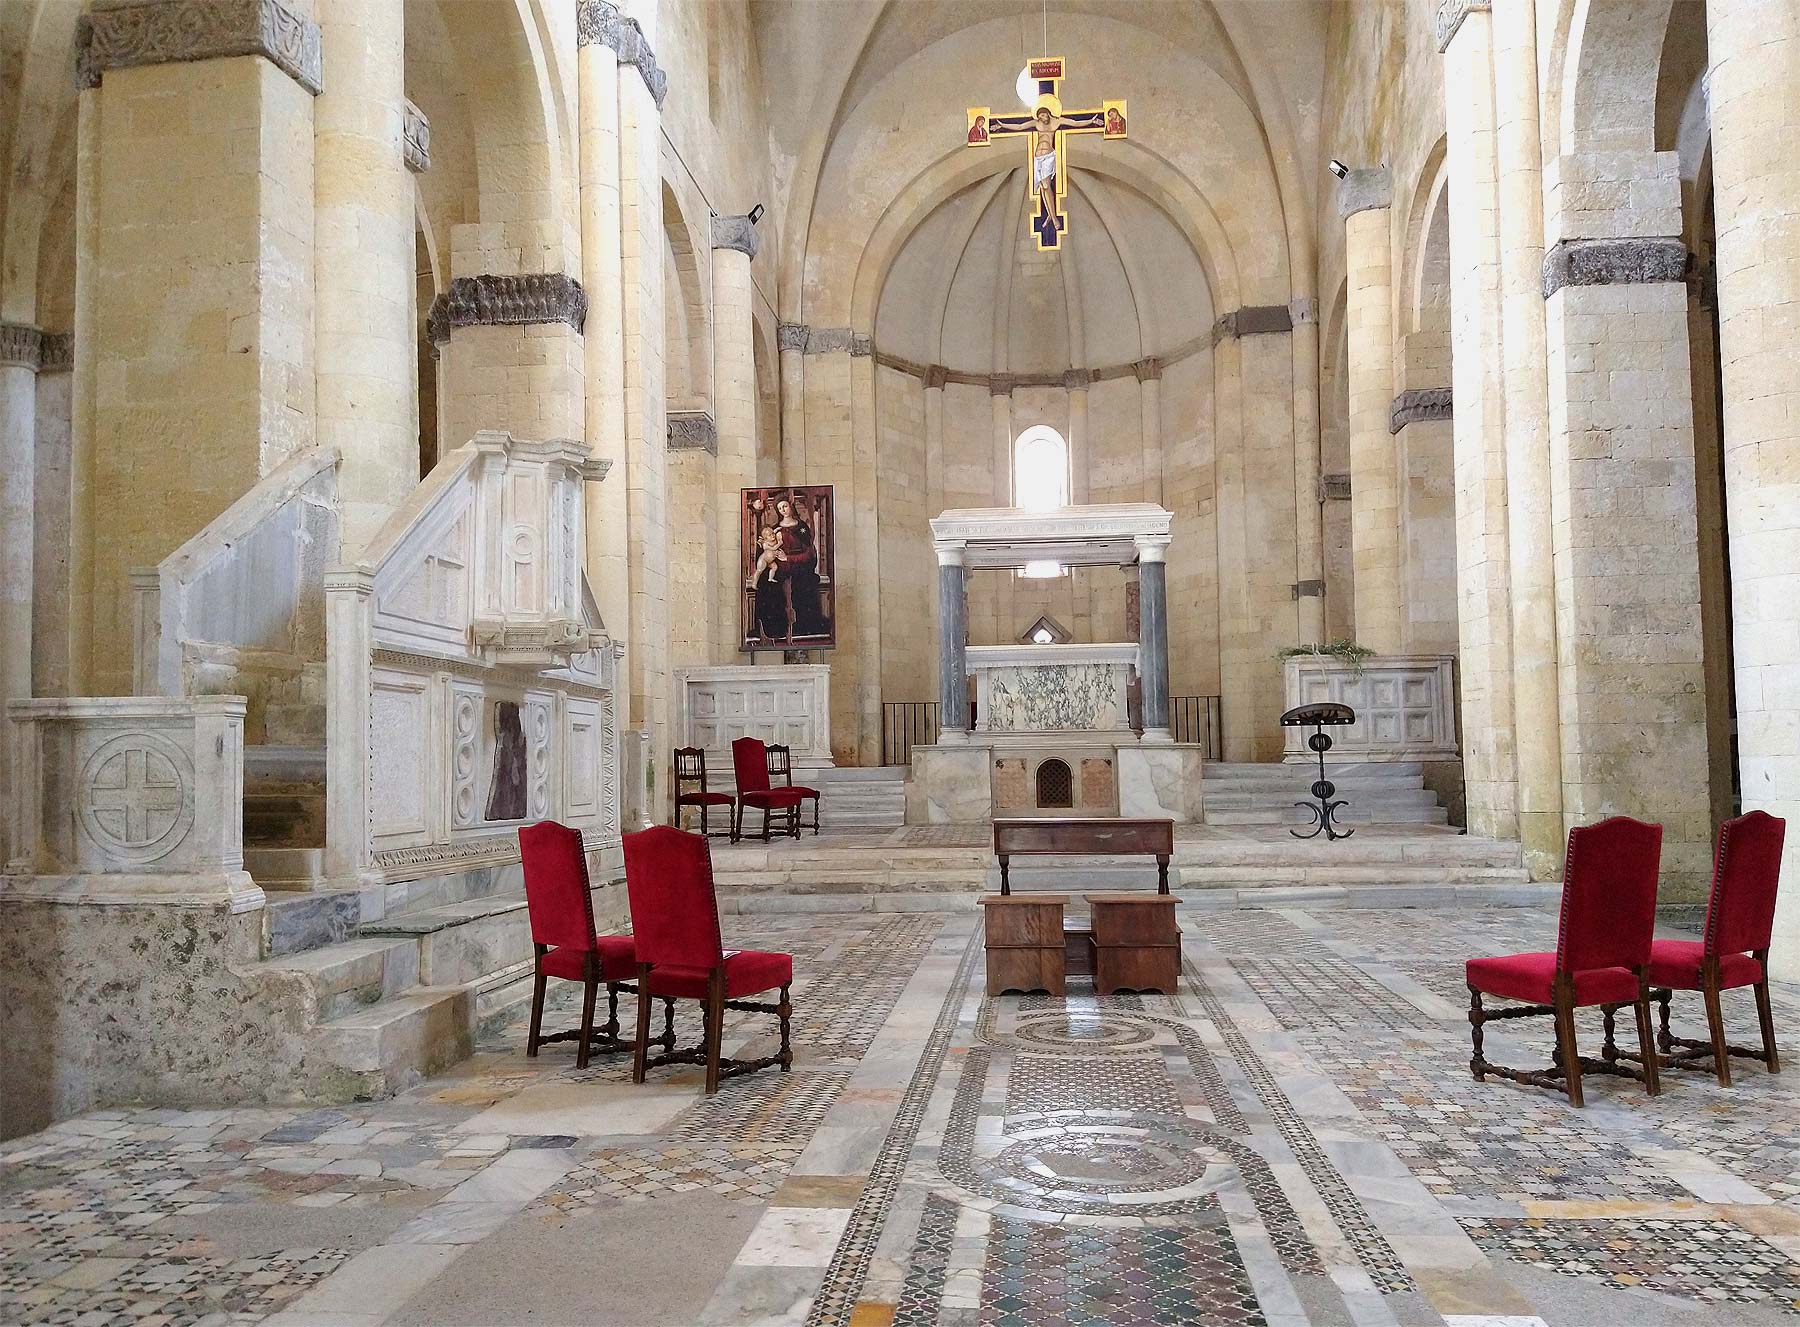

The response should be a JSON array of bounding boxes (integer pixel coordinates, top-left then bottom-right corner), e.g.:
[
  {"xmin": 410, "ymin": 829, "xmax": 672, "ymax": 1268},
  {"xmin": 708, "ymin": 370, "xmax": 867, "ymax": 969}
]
[{"xmin": 661, "ymin": 180, "xmax": 712, "ymax": 416}]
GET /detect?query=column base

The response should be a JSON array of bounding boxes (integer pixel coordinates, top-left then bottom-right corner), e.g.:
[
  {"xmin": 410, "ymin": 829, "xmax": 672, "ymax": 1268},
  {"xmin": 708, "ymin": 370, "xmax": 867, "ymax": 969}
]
[
  {"xmin": 937, "ymin": 727, "xmax": 971, "ymax": 745},
  {"xmin": 1139, "ymin": 727, "xmax": 1173, "ymax": 745}
]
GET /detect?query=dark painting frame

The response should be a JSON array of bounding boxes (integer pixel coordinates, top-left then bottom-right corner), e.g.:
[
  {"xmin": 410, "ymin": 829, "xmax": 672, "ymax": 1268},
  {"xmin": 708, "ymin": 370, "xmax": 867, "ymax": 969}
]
[{"xmin": 740, "ymin": 485, "xmax": 836, "ymax": 650}]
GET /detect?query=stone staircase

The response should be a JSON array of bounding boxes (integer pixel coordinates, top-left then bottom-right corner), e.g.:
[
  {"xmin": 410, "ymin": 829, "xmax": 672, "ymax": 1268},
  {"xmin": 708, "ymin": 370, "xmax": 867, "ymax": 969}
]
[
  {"xmin": 1202, "ymin": 760, "xmax": 1449, "ymax": 827},
  {"xmin": 243, "ymin": 745, "xmax": 329, "ymax": 892},
  {"xmin": 816, "ymin": 766, "xmax": 906, "ymax": 831}
]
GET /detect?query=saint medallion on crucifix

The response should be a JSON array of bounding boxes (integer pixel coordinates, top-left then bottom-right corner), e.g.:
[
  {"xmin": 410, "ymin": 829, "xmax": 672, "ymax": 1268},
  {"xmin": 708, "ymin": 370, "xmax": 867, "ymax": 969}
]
[{"xmin": 966, "ymin": 57, "xmax": 1126, "ymax": 251}]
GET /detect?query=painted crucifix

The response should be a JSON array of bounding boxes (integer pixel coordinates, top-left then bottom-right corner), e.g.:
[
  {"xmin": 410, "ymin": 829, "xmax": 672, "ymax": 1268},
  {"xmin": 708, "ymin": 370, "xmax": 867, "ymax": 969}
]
[{"xmin": 966, "ymin": 57, "xmax": 1127, "ymax": 251}]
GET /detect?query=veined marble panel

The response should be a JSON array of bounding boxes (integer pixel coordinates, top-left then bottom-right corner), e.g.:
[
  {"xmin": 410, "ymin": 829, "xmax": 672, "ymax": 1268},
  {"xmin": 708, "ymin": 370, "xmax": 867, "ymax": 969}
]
[{"xmin": 981, "ymin": 662, "xmax": 1129, "ymax": 733}]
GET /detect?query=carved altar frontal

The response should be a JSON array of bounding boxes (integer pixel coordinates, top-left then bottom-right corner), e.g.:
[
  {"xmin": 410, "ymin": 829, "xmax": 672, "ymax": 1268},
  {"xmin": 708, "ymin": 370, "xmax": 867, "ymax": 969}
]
[
  {"xmin": 969, "ymin": 642, "xmax": 1137, "ymax": 734},
  {"xmin": 676, "ymin": 664, "xmax": 833, "ymax": 774}
]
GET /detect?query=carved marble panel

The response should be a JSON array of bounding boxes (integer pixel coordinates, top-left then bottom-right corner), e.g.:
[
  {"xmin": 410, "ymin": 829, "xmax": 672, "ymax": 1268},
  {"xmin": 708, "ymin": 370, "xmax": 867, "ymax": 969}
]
[
  {"xmin": 370, "ymin": 670, "xmax": 432, "ymax": 845},
  {"xmin": 677, "ymin": 665, "xmax": 834, "ymax": 769},
  {"xmin": 1282, "ymin": 654, "xmax": 1459, "ymax": 762}
]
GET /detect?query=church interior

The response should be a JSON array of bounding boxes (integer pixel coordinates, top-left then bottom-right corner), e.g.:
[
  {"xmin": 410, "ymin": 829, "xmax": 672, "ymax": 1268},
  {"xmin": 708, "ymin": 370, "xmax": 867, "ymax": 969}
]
[{"xmin": 3, "ymin": 0, "xmax": 1800, "ymax": 1323}]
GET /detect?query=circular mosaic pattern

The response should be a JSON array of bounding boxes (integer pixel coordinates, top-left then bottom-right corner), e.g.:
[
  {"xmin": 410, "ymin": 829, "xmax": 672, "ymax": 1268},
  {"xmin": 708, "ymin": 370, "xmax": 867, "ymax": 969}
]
[
  {"xmin": 1008, "ymin": 1013, "xmax": 1158, "ymax": 1050},
  {"xmin": 964, "ymin": 1118, "xmax": 1224, "ymax": 1215}
]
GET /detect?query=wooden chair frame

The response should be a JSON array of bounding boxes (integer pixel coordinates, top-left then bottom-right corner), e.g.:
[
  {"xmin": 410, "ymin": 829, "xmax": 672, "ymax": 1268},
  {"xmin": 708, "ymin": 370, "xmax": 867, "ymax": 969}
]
[
  {"xmin": 526, "ymin": 947, "xmax": 676, "ymax": 1070},
  {"xmin": 765, "ymin": 743, "xmax": 819, "ymax": 836},
  {"xmin": 1600, "ymin": 950, "xmax": 1781, "ymax": 1086},
  {"xmin": 1468, "ymin": 970, "xmax": 1661, "ymax": 1109},
  {"xmin": 672, "ymin": 746, "xmax": 737, "ymax": 841},
  {"xmin": 631, "ymin": 967, "xmax": 793, "ymax": 1094}
]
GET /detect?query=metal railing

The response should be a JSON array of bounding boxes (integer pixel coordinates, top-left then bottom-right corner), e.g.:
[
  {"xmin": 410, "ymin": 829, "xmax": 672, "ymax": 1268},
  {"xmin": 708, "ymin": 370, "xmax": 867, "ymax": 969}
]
[
  {"xmin": 1171, "ymin": 694, "xmax": 1224, "ymax": 760},
  {"xmin": 881, "ymin": 701, "xmax": 940, "ymax": 766}
]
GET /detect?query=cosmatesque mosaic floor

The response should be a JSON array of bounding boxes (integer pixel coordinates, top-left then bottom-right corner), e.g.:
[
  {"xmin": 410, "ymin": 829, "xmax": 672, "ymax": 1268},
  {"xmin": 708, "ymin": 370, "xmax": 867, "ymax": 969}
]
[{"xmin": 5, "ymin": 903, "xmax": 1800, "ymax": 1326}]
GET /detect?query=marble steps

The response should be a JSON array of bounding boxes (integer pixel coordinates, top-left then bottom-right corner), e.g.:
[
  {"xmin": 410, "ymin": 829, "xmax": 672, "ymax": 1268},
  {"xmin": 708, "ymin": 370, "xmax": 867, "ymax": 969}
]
[
  {"xmin": 306, "ymin": 986, "xmax": 475, "ymax": 1099},
  {"xmin": 1203, "ymin": 759, "xmax": 1449, "ymax": 827},
  {"xmin": 255, "ymin": 936, "xmax": 421, "ymax": 1024},
  {"xmin": 1205, "ymin": 804, "xmax": 1451, "ymax": 826},
  {"xmin": 361, "ymin": 895, "xmax": 535, "ymax": 987}
]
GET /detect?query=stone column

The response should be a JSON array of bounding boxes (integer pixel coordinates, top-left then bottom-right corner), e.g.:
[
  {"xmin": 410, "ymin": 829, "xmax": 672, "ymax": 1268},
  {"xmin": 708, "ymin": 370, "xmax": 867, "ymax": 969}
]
[
  {"xmin": 778, "ymin": 323, "xmax": 808, "ymax": 481},
  {"xmin": 1440, "ymin": 1, "xmax": 1521, "ymax": 847},
  {"xmin": 1340, "ymin": 170, "xmax": 1403, "ymax": 654},
  {"xmin": 427, "ymin": 273, "xmax": 588, "ymax": 443},
  {"xmin": 990, "ymin": 380, "xmax": 1012, "ymax": 505},
  {"xmin": 936, "ymin": 542, "xmax": 968, "ymax": 741},
  {"xmin": 1492, "ymin": 0, "xmax": 1566, "ymax": 879},
  {"xmin": 1290, "ymin": 298, "xmax": 1327, "ymax": 645},
  {"xmin": 712, "ymin": 216, "xmax": 759, "ymax": 660},
  {"xmin": 1065, "ymin": 371, "xmax": 1090, "ymax": 504},
  {"xmin": 1135, "ymin": 358, "xmax": 1162, "ymax": 503},
  {"xmin": 315, "ymin": 0, "xmax": 416, "ymax": 555},
  {"xmin": 578, "ymin": 0, "xmax": 631, "ymax": 665},
  {"xmin": 0, "ymin": 325, "xmax": 41, "ymax": 861},
  {"xmin": 32, "ymin": 335, "xmax": 74, "ymax": 699},
  {"xmin": 1136, "ymin": 534, "xmax": 1172, "ymax": 742},
  {"xmin": 76, "ymin": 0, "xmax": 322, "ymax": 697},
  {"xmin": 1707, "ymin": 0, "xmax": 1800, "ymax": 964}
]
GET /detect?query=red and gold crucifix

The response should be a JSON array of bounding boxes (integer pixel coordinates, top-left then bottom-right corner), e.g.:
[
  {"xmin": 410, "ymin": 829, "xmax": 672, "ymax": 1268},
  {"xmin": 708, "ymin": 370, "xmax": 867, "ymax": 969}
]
[{"xmin": 965, "ymin": 57, "xmax": 1127, "ymax": 251}]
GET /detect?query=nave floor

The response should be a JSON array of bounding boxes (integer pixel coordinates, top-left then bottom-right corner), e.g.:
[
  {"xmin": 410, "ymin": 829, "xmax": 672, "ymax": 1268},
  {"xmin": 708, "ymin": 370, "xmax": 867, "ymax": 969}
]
[{"xmin": 4, "ymin": 903, "xmax": 1800, "ymax": 1326}]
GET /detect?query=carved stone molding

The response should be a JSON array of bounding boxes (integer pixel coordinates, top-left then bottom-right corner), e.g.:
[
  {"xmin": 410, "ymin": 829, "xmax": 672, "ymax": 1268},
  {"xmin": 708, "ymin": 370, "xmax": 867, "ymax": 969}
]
[
  {"xmin": 1389, "ymin": 386, "xmax": 1453, "ymax": 433},
  {"xmin": 1131, "ymin": 357, "xmax": 1162, "ymax": 383},
  {"xmin": 1211, "ymin": 304, "xmax": 1294, "ymax": 344},
  {"xmin": 425, "ymin": 273, "xmax": 588, "ymax": 344},
  {"xmin": 1541, "ymin": 237, "xmax": 1688, "ymax": 298},
  {"xmin": 667, "ymin": 410, "xmax": 717, "ymax": 453},
  {"xmin": 78, "ymin": 0, "xmax": 323, "ymax": 95},
  {"xmin": 710, "ymin": 213, "xmax": 759, "ymax": 259},
  {"xmin": 38, "ymin": 332, "xmax": 73, "ymax": 373},
  {"xmin": 1319, "ymin": 473, "xmax": 1352, "ymax": 501},
  {"xmin": 1336, "ymin": 167, "xmax": 1392, "ymax": 220},
  {"xmin": 574, "ymin": 0, "xmax": 667, "ymax": 109},
  {"xmin": 1435, "ymin": 0, "xmax": 1492, "ymax": 53},
  {"xmin": 1290, "ymin": 297, "xmax": 1319, "ymax": 326},
  {"xmin": 923, "ymin": 364, "xmax": 949, "ymax": 390},
  {"xmin": 777, "ymin": 322, "xmax": 809, "ymax": 353},
  {"xmin": 850, "ymin": 334, "xmax": 873, "ymax": 358},
  {"xmin": 0, "ymin": 323, "xmax": 43, "ymax": 370},
  {"xmin": 988, "ymin": 375, "xmax": 1015, "ymax": 397},
  {"xmin": 805, "ymin": 326, "xmax": 853, "ymax": 355},
  {"xmin": 403, "ymin": 98, "xmax": 430, "ymax": 173},
  {"xmin": 1061, "ymin": 368, "xmax": 1091, "ymax": 390}
]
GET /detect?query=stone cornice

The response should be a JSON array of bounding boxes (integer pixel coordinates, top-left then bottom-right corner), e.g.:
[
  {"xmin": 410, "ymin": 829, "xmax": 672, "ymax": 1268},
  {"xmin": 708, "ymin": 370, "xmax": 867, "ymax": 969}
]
[
  {"xmin": 425, "ymin": 273, "xmax": 587, "ymax": 344},
  {"xmin": 1336, "ymin": 167, "xmax": 1391, "ymax": 221},
  {"xmin": 0, "ymin": 323, "xmax": 43, "ymax": 370},
  {"xmin": 77, "ymin": 0, "xmax": 323, "ymax": 95},
  {"xmin": 1211, "ymin": 304, "xmax": 1294, "ymax": 344},
  {"xmin": 805, "ymin": 326, "xmax": 854, "ymax": 355},
  {"xmin": 710, "ymin": 214, "xmax": 759, "ymax": 259},
  {"xmin": 403, "ymin": 98, "xmax": 430, "ymax": 173},
  {"xmin": 575, "ymin": 0, "xmax": 667, "ymax": 109},
  {"xmin": 666, "ymin": 410, "xmax": 717, "ymax": 453},
  {"xmin": 1435, "ymin": 0, "xmax": 1492, "ymax": 53},
  {"xmin": 776, "ymin": 322, "xmax": 808, "ymax": 353},
  {"xmin": 1541, "ymin": 237, "xmax": 1688, "ymax": 298},
  {"xmin": 1389, "ymin": 387, "xmax": 1453, "ymax": 434}
]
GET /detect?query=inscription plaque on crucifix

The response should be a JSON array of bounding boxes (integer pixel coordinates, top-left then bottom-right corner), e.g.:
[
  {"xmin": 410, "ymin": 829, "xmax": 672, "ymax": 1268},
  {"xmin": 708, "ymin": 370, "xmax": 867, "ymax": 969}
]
[{"xmin": 965, "ymin": 56, "xmax": 1126, "ymax": 250}]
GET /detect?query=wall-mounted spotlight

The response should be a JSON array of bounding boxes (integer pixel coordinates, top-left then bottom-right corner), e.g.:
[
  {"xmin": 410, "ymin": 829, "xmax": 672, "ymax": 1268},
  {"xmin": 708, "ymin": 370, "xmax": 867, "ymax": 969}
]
[
  {"xmin": 1328, "ymin": 159, "xmax": 1349, "ymax": 179},
  {"xmin": 748, "ymin": 203, "xmax": 765, "ymax": 225}
]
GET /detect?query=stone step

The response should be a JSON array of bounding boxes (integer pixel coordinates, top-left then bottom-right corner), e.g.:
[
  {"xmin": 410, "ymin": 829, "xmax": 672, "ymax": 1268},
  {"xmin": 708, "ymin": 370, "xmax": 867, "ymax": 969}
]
[
  {"xmin": 1203, "ymin": 787, "xmax": 1439, "ymax": 809},
  {"xmin": 264, "ymin": 890, "xmax": 361, "ymax": 958},
  {"xmin": 1206, "ymin": 806, "xmax": 1450, "ymax": 826},
  {"xmin": 360, "ymin": 895, "xmax": 534, "ymax": 987},
  {"xmin": 1205, "ymin": 760, "xmax": 1425, "ymax": 777},
  {"xmin": 256, "ymin": 936, "xmax": 421, "ymax": 1023},
  {"xmin": 245, "ymin": 847, "xmax": 327, "ymax": 892},
  {"xmin": 309, "ymin": 987, "xmax": 475, "ymax": 1098}
]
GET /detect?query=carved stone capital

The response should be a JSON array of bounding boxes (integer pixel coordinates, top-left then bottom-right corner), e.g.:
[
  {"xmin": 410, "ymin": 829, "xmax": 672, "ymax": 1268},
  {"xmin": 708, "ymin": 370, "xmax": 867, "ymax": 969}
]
[
  {"xmin": 710, "ymin": 214, "xmax": 759, "ymax": 259},
  {"xmin": 1389, "ymin": 387, "xmax": 1453, "ymax": 433},
  {"xmin": 988, "ymin": 375, "xmax": 1015, "ymax": 397},
  {"xmin": 1061, "ymin": 368, "xmax": 1091, "ymax": 390},
  {"xmin": 777, "ymin": 322, "xmax": 809, "ymax": 353},
  {"xmin": 38, "ymin": 332, "xmax": 73, "ymax": 374},
  {"xmin": 849, "ymin": 334, "xmax": 872, "ymax": 358},
  {"xmin": 1336, "ymin": 167, "xmax": 1391, "ymax": 220},
  {"xmin": 78, "ymin": 0, "xmax": 324, "ymax": 95},
  {"xmin": 805, "ymin": 326, "xmax": 853, "ymax": 355},
  {"xmin": 1435, "ymin": 0, "xmax": 1491, "ymax": 53},
  {"xmin": 1289, "ymin": 297, "xmax": 1319, "ymax": 326},
  {"xmin": 425, "ymin": 273, "xmax": 588, "ymax": 344},
  {"xmin": 1291, "ymin": 579, "xmax": 1327, "ymax": 599},
  {"xmin": 0, "ymin": 323, "xmax": 43, "ymax": 370},
  {"xmin": 924, "ymin": 364, "xmax": 949, "ymax": 390},
  {"xmin": 1131, "ymin": 357, "xmax": 1161, "ymax": 383},
  {"xmin": 403, "ymin": 98, "xmax": 430, "ymax": 173},
  {"xmin": 1541, "ymin": 237, "xmax": 1688, "ymax": 298},
  {"xmin": 667, "ymin": 410, "xmax": 717, "ymax": 453},
  {"xmin": 574, "ymin": 0, "xmax": 667, "ymax": 109},
  {"xmin": 1211, "ymin": 304, "xmax": 1294, "ymax": 344},
  {"xmin": 1319, "ymin": 473, "xmax": 1352, "ymax": 501}
]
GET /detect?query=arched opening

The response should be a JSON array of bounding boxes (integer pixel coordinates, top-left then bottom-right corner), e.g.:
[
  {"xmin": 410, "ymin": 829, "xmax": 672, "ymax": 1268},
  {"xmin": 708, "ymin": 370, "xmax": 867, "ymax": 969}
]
[
  {"xmin": 1035, "ymin": 758, "xmax": 1073, "ymax": 809},
  {"xmin": 1013, "ymin": 424, "xmax": 1071, "ymax": 511}
]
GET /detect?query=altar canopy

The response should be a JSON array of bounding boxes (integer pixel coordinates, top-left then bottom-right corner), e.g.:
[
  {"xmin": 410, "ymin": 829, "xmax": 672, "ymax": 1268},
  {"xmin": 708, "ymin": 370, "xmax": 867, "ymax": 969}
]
[{"xmin": 929, "ymin": 504, "xmax": 1174, "ymax": 742}]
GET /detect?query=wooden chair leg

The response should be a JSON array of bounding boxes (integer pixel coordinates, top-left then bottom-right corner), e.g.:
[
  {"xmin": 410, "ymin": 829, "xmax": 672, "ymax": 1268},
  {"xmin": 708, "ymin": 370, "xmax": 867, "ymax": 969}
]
[
  {"xmin": 662, "ymin": 996, "xmax": 676, "ymax": 1051},
  {"xmin": 605, "ymin": 983, "xmax": 620, "ymax": 1040},
  {"xmin": 1755, "ymin": 973, "xmax": 1781, "ymax": 1074},
  {"xmin": 704, "ymin": 970, "xmax": 726, "ymax": 1094},
  {"xmin": 699, "ymin": 804, "xmax": 708, "ymax": 836},
  {"xmin": 1468, "ymin": 985, "xmax": 1487, "ymax": 1081},
  {"xmin": 526, "ymin": 960, "xmax": 547, "ymax": 1057},
  {"xmin": 1553, "ymin": 982, "xmax": 1584, "ymax": 1108},
  {"xmin": 577, "ymin": 977, "xmax": 599, "ymax": 1071},
  {"xmin": 1634, "ymin": 983, "xmax": 1662, "ymax": 1097},
  {"xmin": 1703, "ymin": 975, "xmax": 1732, "ymax": 1087},
  {"xmin": 632, "ymin": 966, "xmax": 653, "ymax": 1084},
  {"xmin": 761, "ymin": 807, "xmax": 772, "ymax": 842},
  {"xmin": 1656, "ymin": 987, "xmax": 1674, "ymax": 1053},
  {"xmin": 778, "ymin": 983, "xmax": 793, "ymax": 1071},
  {"xmin": 731, "ymin": 803, "xmax": 741, "ymax": 843}
]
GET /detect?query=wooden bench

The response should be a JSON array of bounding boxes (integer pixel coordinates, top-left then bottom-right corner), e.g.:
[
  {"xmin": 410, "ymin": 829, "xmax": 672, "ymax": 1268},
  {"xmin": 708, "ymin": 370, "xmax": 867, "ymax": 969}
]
[{"xmin": 992, "ymin": 817, "xmax": 1175, "ymax": 895}]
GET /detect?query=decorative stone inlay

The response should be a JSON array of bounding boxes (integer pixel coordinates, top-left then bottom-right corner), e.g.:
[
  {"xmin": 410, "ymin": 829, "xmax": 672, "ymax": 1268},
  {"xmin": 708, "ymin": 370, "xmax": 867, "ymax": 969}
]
[
  {"xmin": 1435, "ymin": 0, "xmax": 1492, "ymax": 52},
  {"xmin": 38, "ymin": 331, "xmax": 73, "ymax": 373},
  {"xmin": 1211, "ymin": 304, "xmax": 1294, "ymax": 343},
  {"xmin": 1319, "ymin": 472, "xmax": 1352, "ymax": 501},
  {"xmin": 77, "ymin": 0, "xmax": 324, "ymax": 95},
  {"xmin": 1336, "ymin": 166, "xmax": 1392, "ymax": 220},
  {"xmin": 424, "ymin": 273, "xmax": 587, "ymax": 344},
  {"xmin": 0, "ymin": 322, "xmax": 43, "ymax": 369},
  {"xmin": 849, "ymin": 333, "xmax": 872, "ymax": 358},
  {"xmin": 402, "ymin": 98, "xmax": 430, "ymax": 173},
  {"xmin": 804, "ymin": 326, "xmax": 853, "ymax": 355},
  {"xmin": 777, "ymin": 321, "xmax": 808, "ymax": 353},
  {"xmin": 710, "ymin": 213, "xmax": 759, "ymax": 259},
  {"xmin": 1541, "ymin": 237, "xmax": 1689, "ymax": 298},
  {"xmin": 77, "ymin": 732, "xmax": 195, "ymax": 866},
  {"xmin": 573, "ymin": 0, "xmax": 667, "ymax": 109},
  {"xmin": 1389, "ymin": 385, "xmax": 1453, "ymax": 433},
  {"xmin": 667, "ymin": 410, "xmax": 717, "ymax": 453},
  {"xmin": 1131, "ymin": 356, "xmax": 1161, "ymax": 383}
]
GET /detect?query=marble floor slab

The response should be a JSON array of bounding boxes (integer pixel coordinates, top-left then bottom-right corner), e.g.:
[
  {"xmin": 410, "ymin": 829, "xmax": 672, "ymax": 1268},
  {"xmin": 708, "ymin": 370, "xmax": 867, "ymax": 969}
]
[{"xmin": 3, "ymin": 905, "xmax": 1799, "ymax": 1326}]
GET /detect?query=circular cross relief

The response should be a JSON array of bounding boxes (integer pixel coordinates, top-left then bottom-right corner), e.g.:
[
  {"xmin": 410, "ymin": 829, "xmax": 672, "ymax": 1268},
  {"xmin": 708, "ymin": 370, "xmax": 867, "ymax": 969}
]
[{"xmin": 76, "ymin": 731, "xmax": 195, "ymax": 865}]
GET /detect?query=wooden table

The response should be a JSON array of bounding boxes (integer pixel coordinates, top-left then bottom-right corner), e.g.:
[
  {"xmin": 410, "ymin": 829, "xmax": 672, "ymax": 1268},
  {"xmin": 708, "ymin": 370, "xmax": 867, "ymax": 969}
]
[
  {"xmin": 1086, "ymin": 892, "xmax": 1182, "ymax": 995},
  {"xmin": 977, "ymin": 894, "xmax": 1069, "ymax": 995},
  {"xmin": 993, "ymin": 817, "xmax": 1175, "ymax": 895}
]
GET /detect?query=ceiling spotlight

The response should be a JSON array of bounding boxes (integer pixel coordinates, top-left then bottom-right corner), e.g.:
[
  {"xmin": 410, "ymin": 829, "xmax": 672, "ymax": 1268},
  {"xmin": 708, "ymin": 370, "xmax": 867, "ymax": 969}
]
[
  {"xmin": 748, "ymin": 203, "xmax": 765, "ymax": 225},
  {"xmin": 1017, "ymin": 64, "xmax": 1037, "ymax": 108},
  {"xmin": 1328, "ymin": 159, "xmax": 1349, "ymax": 179}
]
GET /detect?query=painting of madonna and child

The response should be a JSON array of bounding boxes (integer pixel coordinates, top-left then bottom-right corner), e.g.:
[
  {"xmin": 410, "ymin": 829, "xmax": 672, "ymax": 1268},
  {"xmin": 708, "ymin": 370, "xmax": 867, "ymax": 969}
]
[{"xmin": 741, "ymin": 485, "xmax": 836, "ymax": 650}]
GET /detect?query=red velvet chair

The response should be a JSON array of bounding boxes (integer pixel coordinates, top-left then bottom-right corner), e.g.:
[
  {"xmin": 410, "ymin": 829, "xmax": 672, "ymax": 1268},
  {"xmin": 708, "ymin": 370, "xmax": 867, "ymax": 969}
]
[
  {"xmin": 1646, "ymin": 810, "xmax": 1785, "ymax": 1085},
  {"xmin": 673, "ymin": 746, "xmax": 735, "ymax": 839},
  {"xmin": 731, "ymin": 736, "xmax": 805, "ymax": 842},
  {"xmin": 1466, "ymin": 816, "xmax": 1663, "ymax": 1107},
  {"xmin": 765, "ymin": 743, "xmax": 820, "ymax": 836},
  {"xmin": 622, "ymin": 825, "xmax": 793, "ymax": 1094},
  {"xmin": 519, "ymin": 820, "xmax": 672, "ymax": 1068}
]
